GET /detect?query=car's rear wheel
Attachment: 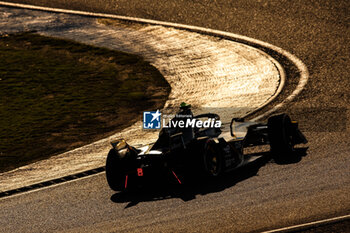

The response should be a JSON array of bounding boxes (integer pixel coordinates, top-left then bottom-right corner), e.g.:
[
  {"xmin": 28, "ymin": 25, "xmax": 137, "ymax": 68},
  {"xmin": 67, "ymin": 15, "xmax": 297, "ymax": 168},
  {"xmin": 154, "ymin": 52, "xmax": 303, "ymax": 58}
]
[
  {"xmin": 268, "ymin": 114, "xmax": 295, "ymax": 162},
  {"xmin": 106, "ymin": 149, "xmax": 127, "ymax": 191}
]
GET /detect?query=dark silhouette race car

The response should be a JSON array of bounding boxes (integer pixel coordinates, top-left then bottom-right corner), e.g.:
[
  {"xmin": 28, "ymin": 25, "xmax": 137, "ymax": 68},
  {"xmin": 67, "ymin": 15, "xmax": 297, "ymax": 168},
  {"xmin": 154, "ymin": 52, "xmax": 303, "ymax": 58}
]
[{"xmin": 105, "ymin": 112, "xmax": 307, "ymax": 191}]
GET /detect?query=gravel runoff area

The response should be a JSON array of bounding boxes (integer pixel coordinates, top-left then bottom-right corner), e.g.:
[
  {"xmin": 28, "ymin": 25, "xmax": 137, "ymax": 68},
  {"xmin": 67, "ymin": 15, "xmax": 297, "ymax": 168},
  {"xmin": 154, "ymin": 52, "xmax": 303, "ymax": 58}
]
[{"xmin": 0, "ymin": 6, "xmax": 283, "ymax": 192}]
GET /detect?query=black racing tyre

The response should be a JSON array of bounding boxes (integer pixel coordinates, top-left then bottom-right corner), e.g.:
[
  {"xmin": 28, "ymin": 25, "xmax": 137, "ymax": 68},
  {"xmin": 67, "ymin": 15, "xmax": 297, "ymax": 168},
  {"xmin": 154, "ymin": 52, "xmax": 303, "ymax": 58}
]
[
  {"xmin": 203, "ymin": 139, "xmax": 223, "ymax": 177},
  {"xmin": 105, "ymin": 149, "xmax": 127, "ymax": 191},
  {"xmin": 268, "ymin": 114, "xmax": 295, "ymax": 162}
]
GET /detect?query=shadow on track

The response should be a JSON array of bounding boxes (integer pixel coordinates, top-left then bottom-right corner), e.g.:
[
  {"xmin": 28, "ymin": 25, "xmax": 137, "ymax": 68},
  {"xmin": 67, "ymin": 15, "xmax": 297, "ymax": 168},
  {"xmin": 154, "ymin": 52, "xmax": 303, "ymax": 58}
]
[
  {"xmin": 274, "ymin": 147, "xmax": 308, "ymax": 165},
  {"xmin": 110, "ymin": 148, "xmax": 308, "ymax": 208}
]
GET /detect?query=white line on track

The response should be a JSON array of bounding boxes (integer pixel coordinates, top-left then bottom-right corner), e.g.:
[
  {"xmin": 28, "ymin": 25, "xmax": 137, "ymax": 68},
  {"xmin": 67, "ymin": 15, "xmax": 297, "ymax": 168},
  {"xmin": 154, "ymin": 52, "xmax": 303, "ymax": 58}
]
[{"xmin": 262, "ymin": 214, "xmax": 350, "ymax": 233}]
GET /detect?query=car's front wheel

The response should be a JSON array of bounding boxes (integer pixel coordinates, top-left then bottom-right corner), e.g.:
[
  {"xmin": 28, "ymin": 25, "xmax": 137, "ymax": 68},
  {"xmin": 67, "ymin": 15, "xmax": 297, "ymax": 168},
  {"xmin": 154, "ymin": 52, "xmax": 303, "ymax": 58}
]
[{"xmin": 268, "ymin": 114, "xmax": 295, "ymax": 162}]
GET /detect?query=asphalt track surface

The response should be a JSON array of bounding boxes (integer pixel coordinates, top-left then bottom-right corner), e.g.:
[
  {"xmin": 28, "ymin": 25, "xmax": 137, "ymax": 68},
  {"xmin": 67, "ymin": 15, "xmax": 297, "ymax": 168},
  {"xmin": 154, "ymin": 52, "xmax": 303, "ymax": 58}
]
[{"xmin": 0, "ymin": 0, "xmax": 349, "ymax": 232}]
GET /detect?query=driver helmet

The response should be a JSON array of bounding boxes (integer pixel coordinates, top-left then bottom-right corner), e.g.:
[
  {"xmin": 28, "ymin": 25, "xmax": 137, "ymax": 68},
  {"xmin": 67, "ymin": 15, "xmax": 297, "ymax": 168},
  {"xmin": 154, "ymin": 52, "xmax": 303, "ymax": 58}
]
[{"xmin": 180, "ymin": 102, "xmax": 191, "ymax": 109}]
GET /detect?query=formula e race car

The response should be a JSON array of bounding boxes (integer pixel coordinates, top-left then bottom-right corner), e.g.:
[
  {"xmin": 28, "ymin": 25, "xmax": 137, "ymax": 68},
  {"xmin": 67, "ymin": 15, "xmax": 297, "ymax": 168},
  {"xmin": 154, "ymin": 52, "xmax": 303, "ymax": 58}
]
[{"xmin": 105, "ymin": 112, "xmax": 307, "ymax": 191}]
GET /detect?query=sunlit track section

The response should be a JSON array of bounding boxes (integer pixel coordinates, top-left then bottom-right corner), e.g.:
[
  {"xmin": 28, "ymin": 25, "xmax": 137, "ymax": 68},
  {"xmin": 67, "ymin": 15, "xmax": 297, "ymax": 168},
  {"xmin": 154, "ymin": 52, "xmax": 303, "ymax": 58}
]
[
  {"xmin": 0, "ymin": 1, "xmax": 307, "ymax": 122},
  {"xmin": 0, "ymin": 2, "xmax": 310, "ymax": 195}
]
